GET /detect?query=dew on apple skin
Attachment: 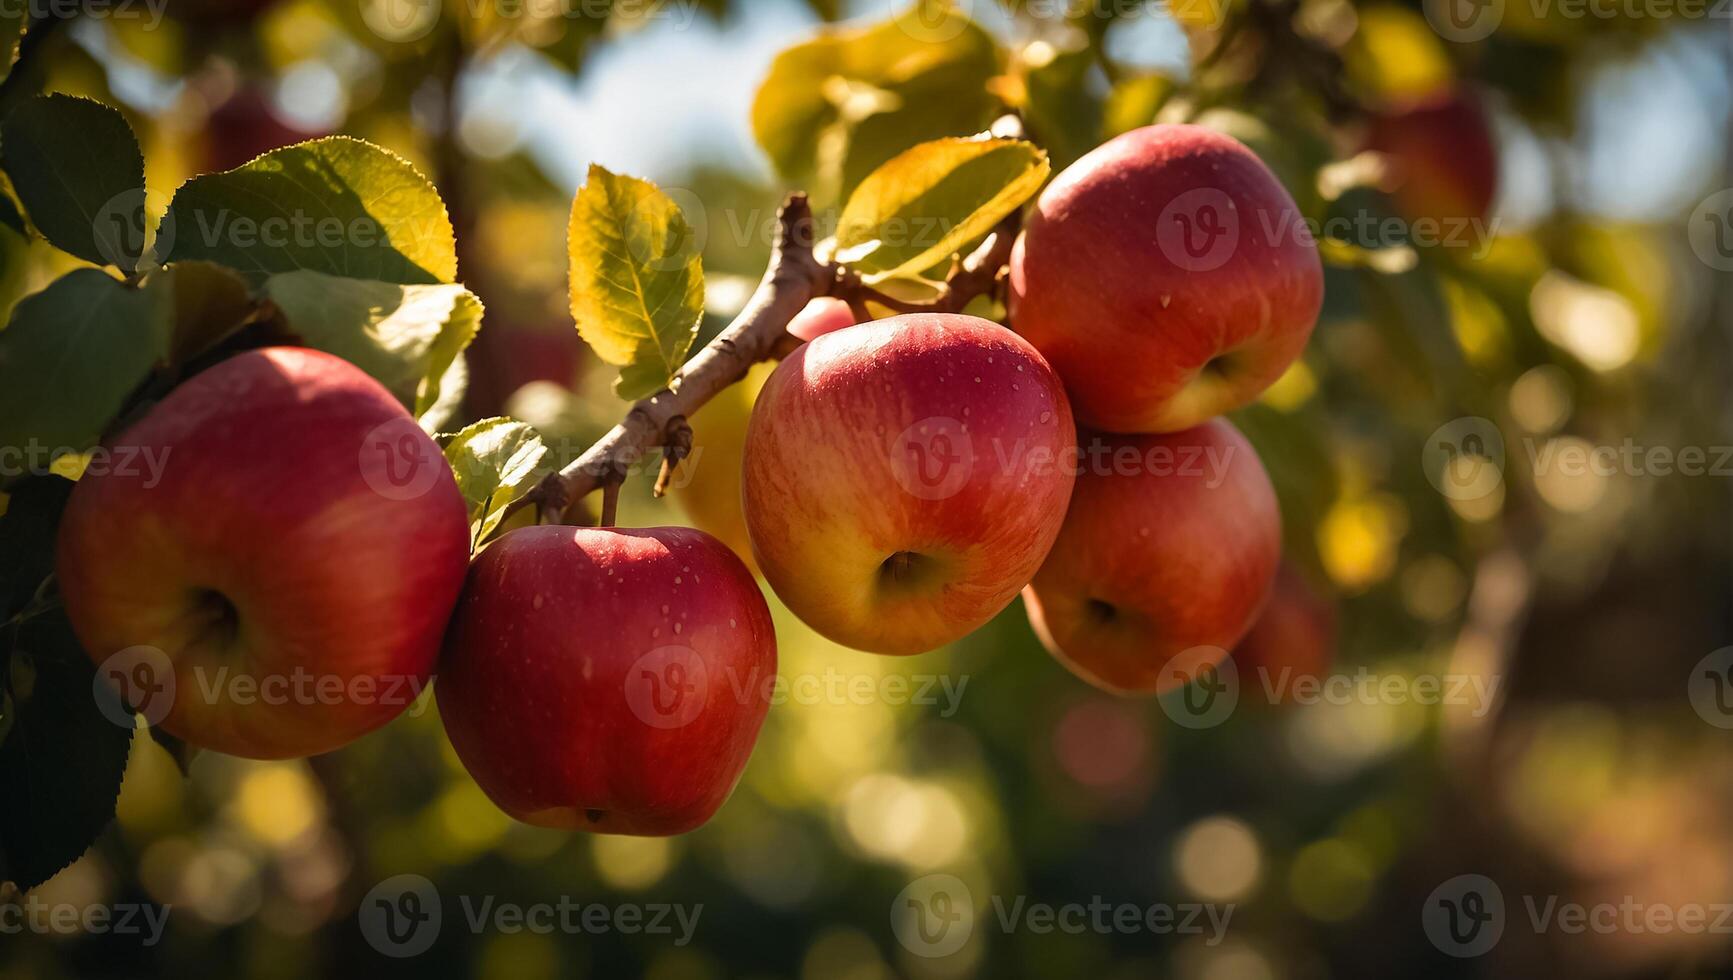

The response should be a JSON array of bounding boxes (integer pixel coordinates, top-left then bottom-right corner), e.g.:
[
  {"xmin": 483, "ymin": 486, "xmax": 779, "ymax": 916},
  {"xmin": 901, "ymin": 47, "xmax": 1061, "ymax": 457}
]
[{"xmin": 532, "ymin": 594, "xmax": 544, "ymax": 610}]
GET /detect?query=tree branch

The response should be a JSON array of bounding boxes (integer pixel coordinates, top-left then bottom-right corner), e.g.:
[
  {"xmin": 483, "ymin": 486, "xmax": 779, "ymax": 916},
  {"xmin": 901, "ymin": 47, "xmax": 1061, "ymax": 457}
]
[{"xmin": 509, "ymin": 182, "xmax": 1023, "ymax": 528}]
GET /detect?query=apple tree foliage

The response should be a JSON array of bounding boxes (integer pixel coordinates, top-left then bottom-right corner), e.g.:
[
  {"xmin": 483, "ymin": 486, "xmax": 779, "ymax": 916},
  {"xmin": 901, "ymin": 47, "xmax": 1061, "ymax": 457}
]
[
  {"xmin": 0, "ymin": 11, "xmax": 1719, "ymax": 976},
  {"xmin": 0, "ymin": 45, "xmax": 1047, "ymax": 884}
]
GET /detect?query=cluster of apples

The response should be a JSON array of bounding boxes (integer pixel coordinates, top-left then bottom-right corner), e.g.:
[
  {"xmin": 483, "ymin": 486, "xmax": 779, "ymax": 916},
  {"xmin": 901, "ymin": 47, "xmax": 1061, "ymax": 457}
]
[
  {"xmin": 55, "ymin": 123, "xmax": 1322, "ymax": 837},
  {"xmin": 735, "ymin": 122, "xmax": 1323, "ymax": 696}
]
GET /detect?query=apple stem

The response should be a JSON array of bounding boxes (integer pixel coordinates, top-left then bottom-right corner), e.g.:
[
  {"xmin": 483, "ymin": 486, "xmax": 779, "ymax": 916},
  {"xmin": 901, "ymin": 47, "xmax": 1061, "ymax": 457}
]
[
  {"xmin": 652, "ymin": 416, "xmax": 693, "ymax": 498},
  {"xmin": 599, "ymin": 479, "xmax": 621, "ymax": 528}
]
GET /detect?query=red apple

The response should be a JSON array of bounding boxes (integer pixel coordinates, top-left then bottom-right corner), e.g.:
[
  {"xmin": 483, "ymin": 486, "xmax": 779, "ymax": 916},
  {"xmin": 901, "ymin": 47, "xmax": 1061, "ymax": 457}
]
[
  {"xmin": 786, "ymin": 297, "xmax": 858, "ymax": 342},
  {"xmin": 437, "ymin": 525, "xmax": 775, "ymax": 835},
  {"xmin": 56, "ymin": 347, "xmax": 471, "ymax": 758},
  {"xmin": 1232, "ymin": 563, "xmax": 1337, "ymax": 703},
  {"xmin": 1024, "ymin": 420, "xmax": 1280, "ymax": 694},
  {"xmin": 743, "ymin": 313, "xmax": 1076, "ymax": 655},
  {"xmin": 1009, "ymin": 124, "xmax": 1323, "ymax": 434},
  {"xmin": 1368, "ymin": 88, "xmax": 1498, "ymax": 229}
]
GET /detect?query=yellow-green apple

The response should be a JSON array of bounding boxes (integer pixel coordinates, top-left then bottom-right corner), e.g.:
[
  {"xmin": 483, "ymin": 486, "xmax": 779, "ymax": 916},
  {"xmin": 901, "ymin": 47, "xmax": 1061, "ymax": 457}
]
[
  {"xmin": 437, "ymin": 525, "xmax": 775, "ymax": 835},
  {"xmin": 1024, "ymin": 420, "xmax": 1280, "ymax": 694},
  {"xmin": 1231, "ymin": 562, "xmax": 1337, "ymax": 704},
  {"xmin": 56, "ymin": 346, "xmax": 470, "ymax": 758},
  {"xmin": 743, "ymin": 312, "xmax": 1076, "ymax": 655},
  {"xmin": 1367, "ymin": 88, "xmax": 1499, "ymax": 229},
  {"xmin": 786, "ymin": 297, "xmax": 858, "ymax": 341},
  {"xmin": 1009, "ymin": 124, "xmax": 1324, "ymax": 434}
]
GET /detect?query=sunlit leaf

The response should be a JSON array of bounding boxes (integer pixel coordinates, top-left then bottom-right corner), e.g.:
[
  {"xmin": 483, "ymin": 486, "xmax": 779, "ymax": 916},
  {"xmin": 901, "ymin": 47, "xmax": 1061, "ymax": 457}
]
[
  {"xmin": 263, "ymin": 270, "xmax": 481, "ymax": 411},
  {"xmin": 162, "ymin": 137, "xmax": 456, "ymax": 285},
  {"xmin": 835, "ymin": 137, "xmax": 1047, "ymax": 283},
  {"xmin": 566, "ymin": 165, "xmax": 703, "ymax": 400},
  {"xmin": 442, "ymin": 417, "xmax": 552, "ymax": 547}
]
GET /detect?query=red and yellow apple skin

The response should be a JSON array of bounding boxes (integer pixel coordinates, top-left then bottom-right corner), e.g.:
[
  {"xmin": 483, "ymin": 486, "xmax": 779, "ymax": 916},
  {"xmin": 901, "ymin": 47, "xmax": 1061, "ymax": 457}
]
[
  {"xmin": 1024, "ymin": 420, "xmax": 1280, "ymax": 695},
  {"xmin": 56, "ymin": 347, "xmax": 470, "ymax": 759},
  {"xmin": 1231, "ymin": 563, "xmax": 1337, "ymax": 702},
  {"xmin": 1368, "ymin": 89, "xmax": 1498, "ymax": 229},
  {"xmin": 786, "ymin": 297, "xmax": 859, "ymax": 342},
  {"xmin": 1009, "ymin": 124, "xmax": 1323, "ymax": 434},
  {"xmin": 437, "ymin": 525, "xmax": 775, "ymax": 836},
  {"xmin": 743, "ymin": 313, "xmax": 1076, "ymax": 655}
]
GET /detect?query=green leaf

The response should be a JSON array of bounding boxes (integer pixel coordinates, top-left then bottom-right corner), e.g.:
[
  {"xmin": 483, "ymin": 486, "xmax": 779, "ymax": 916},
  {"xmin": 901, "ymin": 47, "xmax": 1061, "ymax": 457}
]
[
  {"xmin": 566, "ymin": 165, "xmax": 704, "ymax": 400},
  {"xmin": 0, "ymin": 265, "xmax": 263, "ymax": 468},
  {"xmin": 0, "ymin": 610, "xmax": 135, "ymax": 892},
  {"xmin": 751, "ymin": 3, "xmax": 1001, "ymax": 203},
  {"xmin": 835, "ymin": 136, "xmax": 1047, "ymax": 283},
  {"xmin": 0, "ymin": 95, "xmax": 146, "ymax": 272},
  {"xmin": 0, "ymin": 269, "xmax": 164, "ymax": 464},
  {"xmin": 161, "ymin": 136, "xmax": 456, "ymax": 285},
  {"xmin": 263, "ymin": 270, "xmax": 481, "ymax": 411},
  {"xmin": 441, "ymin": 417, "xmax": 551, "ymax": 547}
]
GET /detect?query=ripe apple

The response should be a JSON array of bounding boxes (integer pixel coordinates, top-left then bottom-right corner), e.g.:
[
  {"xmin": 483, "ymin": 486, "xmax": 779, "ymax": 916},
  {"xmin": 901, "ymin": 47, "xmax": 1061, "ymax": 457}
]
[
  {"xmin": 56, "ymin": 347, "xmax": 471, "ymax": 758},
  {"xmin": 1231, "ymin": 563, "xmax": 1338, "ymax": 703},
  {"xmin": 1367, "ymin": 88, "xmax": 1499, "ymax": 229},
  {"xmin": 1024, "ymin": 420, "xmax": 1280, "ymax": 694},
  {"xmin": 786, "ymin": 297, "xmax": 858, "ymax": 341},
  {"xmin": 743, "ymin": 312, "xmax": 1076, "ymax": 655},
  {"xmin": 1009, "ymin": 124, "xmax": 1323, "ymax": 434},
  {"xmin": 436, "ymin": 525, "xmax": 776, "ymax": 835}
]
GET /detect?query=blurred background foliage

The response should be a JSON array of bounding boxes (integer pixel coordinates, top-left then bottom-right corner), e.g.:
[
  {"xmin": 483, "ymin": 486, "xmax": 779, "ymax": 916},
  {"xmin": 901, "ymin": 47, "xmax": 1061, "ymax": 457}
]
[{"xmin": 0, "ymin": 0, "xmax": 1729, "ymax": 977}]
